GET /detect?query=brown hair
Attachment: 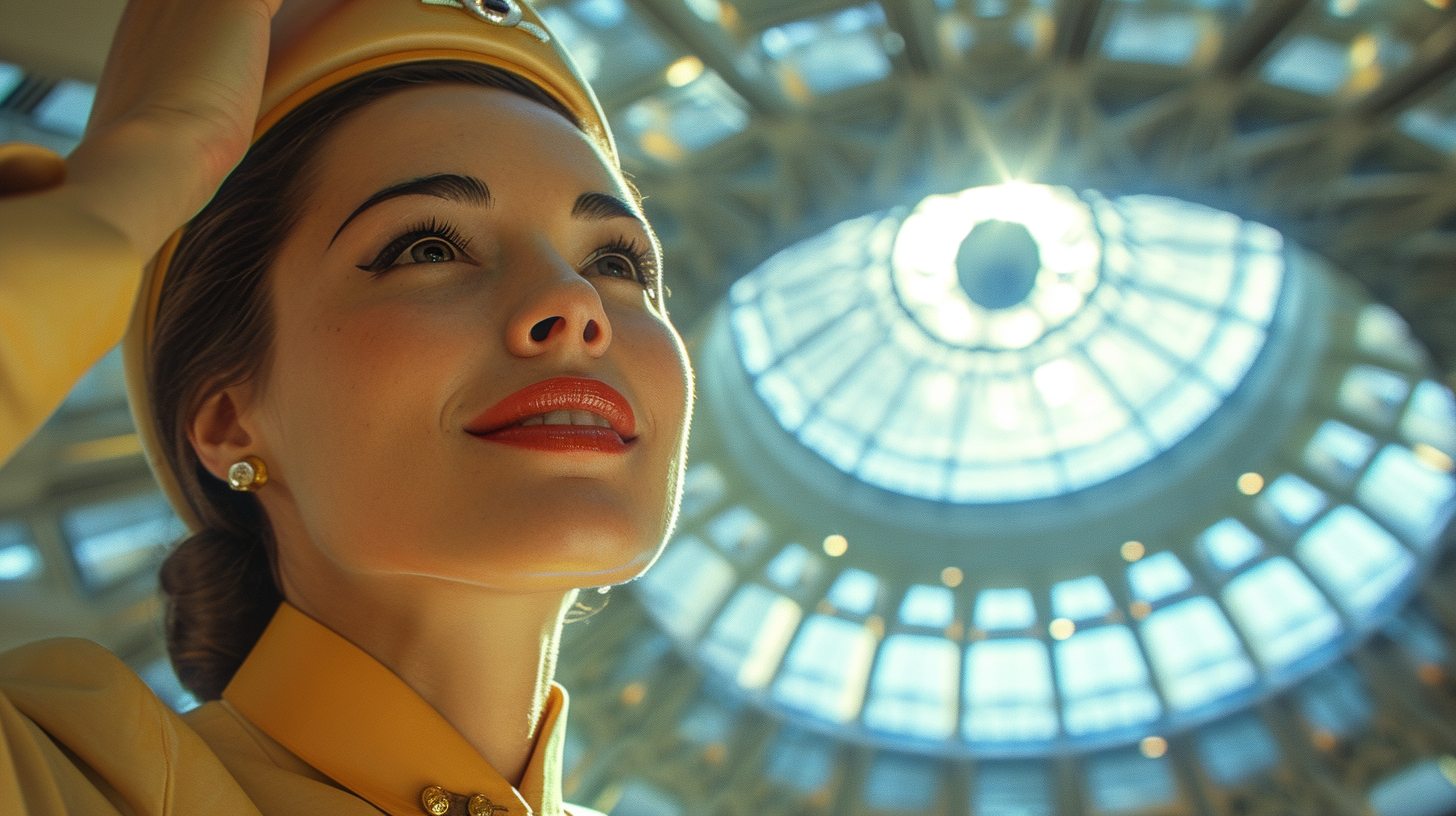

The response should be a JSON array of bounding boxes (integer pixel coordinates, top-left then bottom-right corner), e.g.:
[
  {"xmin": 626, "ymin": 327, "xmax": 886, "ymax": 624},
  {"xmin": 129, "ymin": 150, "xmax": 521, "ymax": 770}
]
[{"xmin": 151, "ymin": 61, "xmax": 581, "ymax": 701}]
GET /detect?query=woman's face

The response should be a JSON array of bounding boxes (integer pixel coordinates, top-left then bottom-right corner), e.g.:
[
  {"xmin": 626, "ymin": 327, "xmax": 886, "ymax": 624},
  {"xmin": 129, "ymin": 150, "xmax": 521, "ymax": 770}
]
[{"xmin": 238, "ymin": 84, "xmax": 692, "ymax": 594}]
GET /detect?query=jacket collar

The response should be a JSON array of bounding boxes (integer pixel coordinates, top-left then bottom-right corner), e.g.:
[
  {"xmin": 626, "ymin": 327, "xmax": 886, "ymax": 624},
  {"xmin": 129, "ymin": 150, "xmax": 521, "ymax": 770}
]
[{"xmin": 223, "ymin": 603, "xmax": 565, "ymax": 816}]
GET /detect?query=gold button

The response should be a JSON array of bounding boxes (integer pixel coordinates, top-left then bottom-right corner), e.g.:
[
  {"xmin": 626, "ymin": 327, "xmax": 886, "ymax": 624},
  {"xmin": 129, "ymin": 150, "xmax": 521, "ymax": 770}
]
[
  {"xmin": 468, "ymin": 794, "xmax": 508, "ymax": 816},
  {"xmin": 421, "ymin": 786, "xmax": 452, "ymax": 816}
]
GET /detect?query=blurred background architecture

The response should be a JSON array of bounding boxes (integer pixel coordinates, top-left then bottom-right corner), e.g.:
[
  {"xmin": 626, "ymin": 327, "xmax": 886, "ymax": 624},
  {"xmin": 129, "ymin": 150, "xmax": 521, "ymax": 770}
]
[{"xmin": 3, "ymin": 0, "xmax": 1456, "ymax": 814}]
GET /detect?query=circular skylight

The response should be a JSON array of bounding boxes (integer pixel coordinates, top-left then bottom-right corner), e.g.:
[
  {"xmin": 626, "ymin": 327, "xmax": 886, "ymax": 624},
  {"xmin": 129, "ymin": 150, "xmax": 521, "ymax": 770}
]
[{"xmin": 728, "ymin": 184, "xmax": 1285, "ymax": 503}]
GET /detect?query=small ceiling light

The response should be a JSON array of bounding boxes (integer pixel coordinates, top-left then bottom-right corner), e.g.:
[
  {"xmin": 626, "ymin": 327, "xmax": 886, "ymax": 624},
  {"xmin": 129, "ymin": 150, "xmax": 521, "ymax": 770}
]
[
  {"xmin": 1139, "ymin": 736, "xmax": 1168, "ymax": 758},
  {"xmin": 1048, "ymin": 618, "xmax": 1075, "ymax": 640},
  {"xmin": 665, "ymin": 55, "xmax": 704, "ymax": 87},
  {"xmin": 823, "ymin": 534, "xmax": 848, "ymax": 557},
  {"xmin": 1129, "ymin": 600, "xmax": 1152, "ymax": 620},
  {"xmin": 1237, "ymin": 472, "xmax": 1265, "ymax": 495},
  {"xmin": 620, "ymin": 682, "xmax": 646, "ymax": 707},
  {"xmin": 941, "ymin": 566, "xmax": 964, "ymax": 587},
  {"xmin": 1120, "ymin": 540, "xmax": 1145, "ymax": 561},
  {"xmin": 1413, "ymin": 443, "xmax": 1454, "ymax": 472}
]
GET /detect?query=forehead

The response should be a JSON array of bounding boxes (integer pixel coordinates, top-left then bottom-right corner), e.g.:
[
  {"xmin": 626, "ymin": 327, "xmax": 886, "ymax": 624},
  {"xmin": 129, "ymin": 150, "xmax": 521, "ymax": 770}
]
[{"xmin": 310, "ymin": 83, "xmax": 628, "ymax": 207}]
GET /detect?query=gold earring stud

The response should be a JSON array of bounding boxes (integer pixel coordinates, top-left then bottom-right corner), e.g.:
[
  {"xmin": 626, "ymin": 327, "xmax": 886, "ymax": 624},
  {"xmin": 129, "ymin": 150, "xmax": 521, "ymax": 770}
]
[{"xmin": 227, "ymin": 456, "xmax": 268, "ymax": 492}]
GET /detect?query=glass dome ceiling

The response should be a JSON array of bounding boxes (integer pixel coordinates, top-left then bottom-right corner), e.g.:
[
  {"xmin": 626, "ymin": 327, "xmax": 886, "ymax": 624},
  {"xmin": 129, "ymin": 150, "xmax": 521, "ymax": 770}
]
[{"xmin": 728, "ymin": 183, "xmax": 1284, "ymax": 503}]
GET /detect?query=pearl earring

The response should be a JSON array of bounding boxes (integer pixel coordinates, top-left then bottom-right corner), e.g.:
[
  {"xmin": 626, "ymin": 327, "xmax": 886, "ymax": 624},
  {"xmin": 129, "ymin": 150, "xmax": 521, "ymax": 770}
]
[{"xmin": 227, "ymin": 456, "xmax": 268, "ymax": 492}]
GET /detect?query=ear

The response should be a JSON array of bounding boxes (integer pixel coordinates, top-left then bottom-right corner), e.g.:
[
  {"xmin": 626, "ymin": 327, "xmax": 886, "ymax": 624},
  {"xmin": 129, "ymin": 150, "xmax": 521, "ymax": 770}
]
[{"xmin": 189, "ymin": 387, "xmax": 259, "ymax": 484}]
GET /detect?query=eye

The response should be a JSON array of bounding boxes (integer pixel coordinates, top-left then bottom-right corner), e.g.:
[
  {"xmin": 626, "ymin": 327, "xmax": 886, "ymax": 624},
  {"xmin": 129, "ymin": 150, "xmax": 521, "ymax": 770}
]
[
  {"xmin": 586, "ymin": 252, "xmax": 640, "ymax": 282},
  {"xmin": 407, "ymin": 238, "xmax": 455, "ymax": 264}
]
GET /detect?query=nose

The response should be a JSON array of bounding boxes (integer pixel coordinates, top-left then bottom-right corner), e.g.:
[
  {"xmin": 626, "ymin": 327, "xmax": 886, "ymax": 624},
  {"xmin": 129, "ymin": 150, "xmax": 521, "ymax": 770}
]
[{"xmin": 504, "ymin": 250, "xmax": 612, "ymax": 359}]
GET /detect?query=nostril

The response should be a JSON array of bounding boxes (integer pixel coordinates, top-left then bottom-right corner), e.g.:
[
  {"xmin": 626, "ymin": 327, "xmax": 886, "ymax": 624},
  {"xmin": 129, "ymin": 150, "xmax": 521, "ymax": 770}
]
[
  {"xmin": 530, "ymin": 317, "xmax": 561, "ymax": 342},
  {"xmin": 583, "ymin": 320, "xmax": 600, "ymax": 343}
]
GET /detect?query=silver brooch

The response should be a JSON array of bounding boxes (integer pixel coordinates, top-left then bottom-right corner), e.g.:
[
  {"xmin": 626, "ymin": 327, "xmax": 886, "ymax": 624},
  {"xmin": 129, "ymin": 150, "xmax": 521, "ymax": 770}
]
[{"xmin": 420, "ymin": 0, "xmax": 551, "ymax": 43}]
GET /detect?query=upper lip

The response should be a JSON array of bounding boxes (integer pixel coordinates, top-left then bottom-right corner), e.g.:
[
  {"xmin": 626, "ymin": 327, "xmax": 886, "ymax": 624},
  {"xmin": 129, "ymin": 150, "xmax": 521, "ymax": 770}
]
[{"xmin": 466, "ymin": 376, "xmax": 636, "ymax": 439}]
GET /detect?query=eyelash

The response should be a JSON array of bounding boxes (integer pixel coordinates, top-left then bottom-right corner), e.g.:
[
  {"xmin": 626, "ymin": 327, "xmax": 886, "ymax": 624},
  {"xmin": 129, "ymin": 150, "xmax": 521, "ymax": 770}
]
[
  {"xmin": 359, "ymin": 222, "xmax": 661, "ymax": 295},
  {"xmin": 585, "ymin": 236, "xmax": 660, "ymax": 291},
  {"xmin": 358, "ymin": 218, "xmax": 472, "ymax": 274}
]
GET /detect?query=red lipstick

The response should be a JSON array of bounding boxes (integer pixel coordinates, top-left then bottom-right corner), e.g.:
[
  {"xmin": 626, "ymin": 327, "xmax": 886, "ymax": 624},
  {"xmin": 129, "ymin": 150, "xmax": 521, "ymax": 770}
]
[{"xmin": 466, "ymin": 377, "xmax": 636, "ymax": 454}]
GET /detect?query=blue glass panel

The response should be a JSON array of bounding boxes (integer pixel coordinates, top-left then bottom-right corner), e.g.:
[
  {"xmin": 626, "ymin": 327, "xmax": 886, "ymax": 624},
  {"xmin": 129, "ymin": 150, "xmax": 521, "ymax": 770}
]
[
  {"xmin": 963, "ymin": 639, "xmax": 1059, "ymax": 741},
  {"xmin": 1297, "ymin": 505, "xmax": 1414, "ymax": 616},
  {"xmin": 973, "ymin": 763, "xmax": 1054, "ymax": 816},
  {"xmin": 31, "ymin": 80, "xmax": 96, "ymax": 137},
  {"xmin": 61, "ymin": 492, "xmax": 180, "ymax": 590},
  {"xmin": 700, "ymin": 584, "xmax": 802, "ymax": 688},
  {"xmin": 705, "ymin": 505, "xmax": 771, "ymax": 555},
  {"xmin": 136, "ymin": 658, "xmax": 199, "ymax": 714},
  {"xmin": 1261, "ymin": 35, "xmax": 1350, "ymax": 95},
  {"xmin": 570, "ymin": 0, "xmax": 626, "ymax": 27},
  {"xmin": 864, "ymin": 635, "xmax": 961, "ymax": 739},
  {"xmin": 1356, "ymin": 303, "xmax": 1427, "ymax": 366},
  {"xmin": 1384, "ymin": 609, "xmax": 1450, "ymax": 666},
  {"xmin": 766, "ymin": 729, "xmax": 836, "ymax": 793},
  {"xmin": 864, "ymin": 753, "xmax": 940, "ymax": 813},
  {"xmin": 635, "ymin": 535, "xmax": 736, "ymax": 639},
  {"xmin": 1199, "ymin": 518, "xmax": 1263, "ymax": 571},
  {"xmin": 1400, "ymin": 106, "xmax": 1456, "ymax": 152},
  {"xmin": 677, "ymin": 699, "xmax": 734, "ymax": 745},
  {"xmin": 899, "ymin": 584, "xmax": 956, "ymax": 627},
  {"xmin": 1222, "ymin": 558, "xmax": 1341, "ymax": 669},
  {"xmin": 773, "ymin": 615, "xmax": 877, "ymax": 722},
  {"xmin": 1194, "ymin": 715, "xmax": 1280, "ymax": 785},
  {"xmin": 1127, "ymin": 552, "xmax": 1194, "ymax": 603},
  {"xmin": 1368, "ymin": 758, "xmax": 1456, "ymax": 816},
  {"xmin": 1141, "ymin": 597, "xmax": 1257, "ymax": 710},
  {"xmin": 677, "ymin": 462, "xmax": 726, "ymax": 522},
  {"xmin": 1051, "ymin": 575, "xmax": 1114, "ymax": 620},
  {"xmin": 0, "ymin": 522, "xmax": 40, "ymax": 582},
  {"xmin": 0, "ymin": 63, "xmax": 22, "ymax": 103},
  {"xmin": 765, "ymin": 544, "xmax": 812, "ymax": 590},
  {"xmin": 1055, "ymin": 626, "xmax": 1162, "ymax": 734},
  {"xmin": 1401, "ymin": 380, "xmax": 1456, "ymax": 455},
  {"xmin": 761, "ymin": 5, "xmax": 893, "ymax": 96},
  {"xmin": 1295, "ymin": 662, "xmax": 1372, "ymax": 737},
  {"xmin": 610, "ymin": 780, "xmax": 682, "ymax": 816},
  {"xmin": 1257, "ymin": 473, "xmax": 1327, "ymax": 529},
  {"xmin": 1357, "ymin": 445, "xmax": 1456, "ymax": 546},
  {"xmin": 974, "ymin": 588, "xmax": 1038, "ymax": 631},
  {"xmin": 1101, "ymin": 9, "xmax": 1203, "ymax": 65},
  {"xmin": 1339, "ymin": 365, "xmax": 1411, "ymax": 427},
  {"xmin": 828, "ymin": 568, "xmax": 880, "ymax": 615},
  {"xmin": 1085, "ymin": 750, "xmax": 1178, "ymax": 813},
  {"xmin": 1304, "ymin": 420, "xmax": 1376, "ymax": 485}
]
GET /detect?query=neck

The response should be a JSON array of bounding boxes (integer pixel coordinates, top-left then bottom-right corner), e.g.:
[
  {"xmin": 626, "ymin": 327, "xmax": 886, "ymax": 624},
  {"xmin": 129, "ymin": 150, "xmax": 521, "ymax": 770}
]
[{"xmin": 284, "ymin": 574, "xmax": 574, "ymax": 787}]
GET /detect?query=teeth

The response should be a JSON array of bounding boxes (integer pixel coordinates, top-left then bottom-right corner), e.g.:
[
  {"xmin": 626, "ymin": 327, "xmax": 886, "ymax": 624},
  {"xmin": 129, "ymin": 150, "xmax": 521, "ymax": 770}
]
[{"xmin": 516, "ymin": 410, "xmax": 612, "ymax": 428}]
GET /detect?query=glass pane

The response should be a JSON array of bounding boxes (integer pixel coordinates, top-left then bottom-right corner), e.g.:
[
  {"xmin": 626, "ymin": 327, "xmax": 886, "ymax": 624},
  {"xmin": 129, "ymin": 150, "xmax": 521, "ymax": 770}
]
[
  {"xmin": 864, "ymin": 635, "xmax": 961, "ymax": 739},
  {"xmin": 1055, "ymin": 625, "xmax": 1162, "ymax": 734},
  {"xmin": 963, "ymin": 638, "xmax": 1059, "ymax": 741},
  {"xmin": 61, "ymin": 492, "xmax": 180, "ymax": 591},
  {"xmin": 863, "ymin": 753, "xmax": 940, "ymax": 813},
  {"xmin": 1051, "ymin": 575, "xmax": 1114, "ymax": 620},
  {"xmin": 974, "ymin": 588, "xmax": 1038, "ymax": 631},
  {"xmin": 1356, "ymin": 445, "xmax": 1456, "ymax": 547},
  {"xmin": 1296, "ymin": 505, "xmax": 1414, "ymax": 617},
  {"xmin": 1295, "ymin": 662, "xmax": 1372, "ymax": 737},
  {"xmin": 636, "ymin": 535, "xmax": 736, "ymax": 640},
  {"xmin": 1127, "ymin": 552, "xmax": 1194, "ymax": 603},
  {"xmin": 765, "ymin": 543, "xmax": 814, "ymax": 590},
  {"xmin": 678, "ymin": 462, "xmax": 727, "ymax": 522},
  {"xmin": 772, "ymin": 615, "xmax": 877, "ymax": 722},
  {"xmin": 899, "ymin": 584, "xmax": 956, "ymax": 628},
  {"xmin": 1257, "ymin": 474, "xmax": 1327, "ymax": 530},
  {"xmin": 1085, "ymin": 750, "xmax": 1178, "ymax": 814},
  {"xmin": 1194, "ymin": 715, "xmax": 1280, "ymax": 785},
  {"xmin": 700, "ymin": 584, "xmax": 802, "ymax": 688},
  {"xmin": 758, "ymin": 4, "xmax": 894, "ymax": 97},
  {"xmin": 827, "ymin": 568, "xmax": 880, "ymax": 615},
  {"xmin": 705, "ymin": 505, "xmax": 771, "ymax": 556},
  {"xmin": 1356, "ymin": 303, "xmax": 1426, "ymax": 366},
  {"xmin": 1303, "ymin": 420, "xmax": 1376, "ymax": 485},
  {"xmin": 1199, "ymin": 518, "xmax": 1263, "ymax": 571},
  {"xmin": 765, "ymin": 728, "xmax": 836, "ymax": 793},
  {"xmin": 1339, "ymin": 365, "xmax": 1411, "ymax": 427},
  {"xmin": 1141, "ymin": 597, "xmax": 1257, "ymax": 710},
  {"xmin": 973, "ymin": 762, "xmax": 1054, "ymax": 816},
  {"xmin": 0, "ymin": 522, "xmax": 41, "ymax": 582},
  {"xmin": 1400, "ymin": 380, "xmax": 1456, "ymax": 455},
  {"xmin": 1222, "ymin": 557, "xmax": 1341, "ymax": 670}
]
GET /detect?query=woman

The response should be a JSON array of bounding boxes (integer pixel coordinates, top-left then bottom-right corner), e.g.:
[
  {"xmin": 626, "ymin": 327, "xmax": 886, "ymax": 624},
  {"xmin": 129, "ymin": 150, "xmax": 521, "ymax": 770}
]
[{"xmin": 0, "ymin": 1, "xmax": 693, "ymax": 814}]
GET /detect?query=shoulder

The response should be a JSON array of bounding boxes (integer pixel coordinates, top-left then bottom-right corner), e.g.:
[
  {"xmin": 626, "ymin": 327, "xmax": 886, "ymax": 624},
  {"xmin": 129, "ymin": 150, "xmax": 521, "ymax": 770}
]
[{"xmin": 0, "ymin": 637, "xmax": 262, "ymax": 816}]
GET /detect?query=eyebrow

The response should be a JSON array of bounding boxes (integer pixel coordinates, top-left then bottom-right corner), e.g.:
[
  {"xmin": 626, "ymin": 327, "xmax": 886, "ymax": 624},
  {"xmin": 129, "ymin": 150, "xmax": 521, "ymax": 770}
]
[
  {"xmin": 572, "ymin": 191, "xmax": 642, "ymax": 223},
  {"xmin": 330, "ymin": 173, "xmax": 492, "ymax": 246}
]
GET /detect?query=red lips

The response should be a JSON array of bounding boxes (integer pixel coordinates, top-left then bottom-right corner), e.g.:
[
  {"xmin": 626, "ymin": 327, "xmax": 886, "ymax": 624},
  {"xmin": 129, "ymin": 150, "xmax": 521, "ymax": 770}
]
[{"xmin": 466, "ymin": 377, "xmax": 636, "ymax": 454}]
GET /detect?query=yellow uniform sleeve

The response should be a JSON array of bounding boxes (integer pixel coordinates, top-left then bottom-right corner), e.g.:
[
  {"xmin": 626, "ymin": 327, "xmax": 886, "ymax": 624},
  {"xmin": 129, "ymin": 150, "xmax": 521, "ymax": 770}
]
[
  {"xmin": 0, "ymin": 637, "xmax": 262, "ymax": 815},
  {"xmin": 0, "ymin": 143, "xmax": 144, "ymax": 465}
]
